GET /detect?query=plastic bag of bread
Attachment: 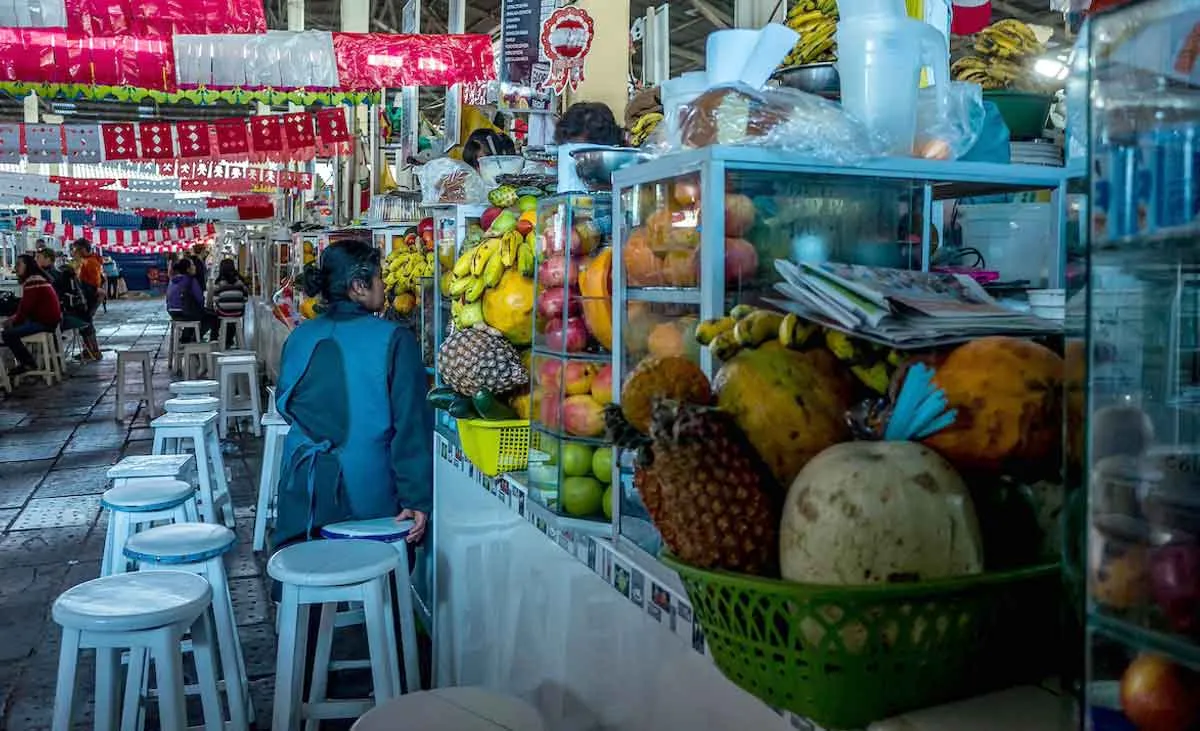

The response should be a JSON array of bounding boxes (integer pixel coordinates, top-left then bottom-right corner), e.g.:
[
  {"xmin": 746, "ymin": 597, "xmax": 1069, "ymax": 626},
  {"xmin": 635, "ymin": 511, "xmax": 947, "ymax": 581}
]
[
  {"xmin": 419, "ymin": 157, "xmax": 487, "ymax": 204},
  {"xmin": 677, "ymin": 83, "xmax": 881, "ymax": 165}
]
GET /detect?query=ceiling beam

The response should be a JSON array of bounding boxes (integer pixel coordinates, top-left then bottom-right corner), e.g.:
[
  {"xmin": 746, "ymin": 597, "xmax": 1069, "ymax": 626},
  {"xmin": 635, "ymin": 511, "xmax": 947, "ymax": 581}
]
[{"xmin": 688, "ymin": 0, "xmax": 732, "ymax": 28}]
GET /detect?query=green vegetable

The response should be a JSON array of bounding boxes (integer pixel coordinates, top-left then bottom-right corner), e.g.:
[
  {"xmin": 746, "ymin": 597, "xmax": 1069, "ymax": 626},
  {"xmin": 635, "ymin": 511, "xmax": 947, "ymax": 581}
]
[
  {"xmin": 472, "ymin": 390, "xmax": 519, "ymax": 420},
  {"xmin": 426, "ymin": 386, "xmax": 459, "ymax": 411},
  {"xmin": 448, "ymin": 396, "xmax": 480, "ymax": 419}
]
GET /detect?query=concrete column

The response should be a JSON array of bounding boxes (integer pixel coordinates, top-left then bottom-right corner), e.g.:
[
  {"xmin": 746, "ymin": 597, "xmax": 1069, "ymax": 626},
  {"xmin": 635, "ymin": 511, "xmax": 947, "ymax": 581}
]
[
  {"xmin": 341, "ymin": 0, "xmax": 369, "ymax": 223},
  {"xmin": 568, "ymin": 0, "xmax": 632, "ymax": 127},
  {"xmin": 341, "ymin": 0, "xmax": 369, "ymax": 32},
  {"xmin": 734, "ymin": 0, "xmax": 785, "ymax": 27},
  {"xmin": 286, "ymin": 0, "xmax": 304, "ymax": 31}
]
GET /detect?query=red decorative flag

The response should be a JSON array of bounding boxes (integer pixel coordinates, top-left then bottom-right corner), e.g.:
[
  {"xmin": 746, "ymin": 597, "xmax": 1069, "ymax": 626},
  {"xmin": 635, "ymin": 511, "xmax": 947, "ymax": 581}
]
[
  {"xmin": 281, "ymin": 112, "xmax": 316, "ymax": 151},
  {"xmin": 315, "ymin": 107, "xmax": 351, "ymax": 155},
  {"xmin": 249, "ymin": 116, "xmax": 284, "ymax": 161},
  {"xmin": 214, "ymin": 118, "xmax": 251, "ymax": 158},
  {"xmin": 176, "ymin": 122, "xmax": 212, "ymax": 159},
  {"xmin": 138, "ymin": 122, "xmax": 174, "ymax": 159},
  {"xmin": 101, "ymin": 123, "xmax": 138, "ymax": 160}
]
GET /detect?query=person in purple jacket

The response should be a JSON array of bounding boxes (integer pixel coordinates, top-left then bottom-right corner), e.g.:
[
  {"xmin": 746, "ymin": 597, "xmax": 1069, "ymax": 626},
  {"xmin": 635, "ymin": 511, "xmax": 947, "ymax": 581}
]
[{"xmin": 165, "ymin": 258, "xmax": 218, "ymax": 342}]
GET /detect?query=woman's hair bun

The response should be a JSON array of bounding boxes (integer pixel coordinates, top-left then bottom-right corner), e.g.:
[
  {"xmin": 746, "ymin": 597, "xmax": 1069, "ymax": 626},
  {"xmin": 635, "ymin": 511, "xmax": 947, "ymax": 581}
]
[{"xmin": 301, "ymin": 263, "xmax": 325, "ymax": 299}]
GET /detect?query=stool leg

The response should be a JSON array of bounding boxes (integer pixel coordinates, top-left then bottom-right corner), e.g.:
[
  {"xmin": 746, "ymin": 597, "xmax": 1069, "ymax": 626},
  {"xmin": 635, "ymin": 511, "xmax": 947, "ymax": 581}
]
[
  {"xmin": 94, "ymin": 646, "xmax": 120, "ymax": 731},
  {"xmin": 206, "ymin": 427, "xmax": 235, "ymax": 527},
  {"xmin": 362, "ymin": 578, "xmax": 396, "ymax": 705},
  {"xmin": 115, "ymin": 362, "xmax": 126, "ymax": 421},
  {"xmin": 100, "ymin": 515, "xmax": 115, "ymax": 576},
  {"xmin": 380, "ymin": 578, "xmax": 401, "ymax": 697},
  {"xmin": 192, "ymin": 429, "xmax": 218, "ymax": 524},
  {"xmin": 50, "ymin": 628, "xmax": 80, "ymax": 731},
  {"xmin": 219, "ymin": 375, "xmax": 231, "ymax": 440},
  {"xmin": 108, "ymin": 512, "xmax": 131, "ymax": 575},
  {"xmin": 248, "ymin": 377, "xmax": 262, "ymax": 437},
  {"xmin": 272, "ymin": 586, "xmax": 302, "ymax": 731},
  {"xmin": 152, "ymin": 430, "xmax": 166, "ymax": 457},
  {"xmin": 190, "ymin": 610, "xmax": 225, "ymax": 731},
  {"xmin": 252, "ymin": 426, "xmax": 278, "ymax": 551},
  {"xmin": 121, "ymin": 648, "xmax": 148, "ymax": 731},
  {"xmin": 206, "ymin": 559, "xmax": 250, "ymax": 731},
  {"xmin": 303, "ymin": 602, "xmax": 337, "ymax": 731},
  {"xmin": 394, "ymin": 547, "xmax": 420, "ymax": 693},
  {"xmin": 141, "ymin": 358, "xmax": 157, "ymax": 419},
  {"xmin": 152, "ymin": 628, "xmax": 188, "ymax": 731}
]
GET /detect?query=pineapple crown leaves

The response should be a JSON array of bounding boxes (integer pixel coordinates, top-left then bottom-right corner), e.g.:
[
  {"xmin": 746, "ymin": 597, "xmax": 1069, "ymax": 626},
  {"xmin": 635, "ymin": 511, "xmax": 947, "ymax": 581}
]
[
  {"xmin": 883, "ymin": 362, "xmax": 957, "ymax": 442},
  {"xmin": 603, "ymin": 403, "xmax": 655, "ymax": 467}
]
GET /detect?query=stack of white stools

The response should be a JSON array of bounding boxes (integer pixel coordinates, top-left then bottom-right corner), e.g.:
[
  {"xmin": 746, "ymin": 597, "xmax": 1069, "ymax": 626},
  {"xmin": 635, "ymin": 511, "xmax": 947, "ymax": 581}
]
[
  {"xmin": 169, "ymin": 379, "xmax": 219, "ymax": 399},
  {"xmin": 51, "ymin": 571, "xmax": 224, "ymax": 731},
  {"xmin": 270, "ymin": 540, "xmax": 403, "ymax": 730},
  {"xmin": 321, "ymin": 518, "xmax": 422, "ymax": 695},
  {"xmin": 165, "ymin": 395, "xmax": 220, "ymax": 415},
  {"xmin": 252, "ymin": 408, "xmax": 291, "ymax": 551},
  {"xmin": 168, "ymin": 320, "xmax": 202, "ymax": 374},
  {"xmin": 123, "ymin": 523, "xmax": 252, "ymax": 731},
  {"xmin": 181, "ymin": 341, "xmax": 219, "ymax": 380},
  {"xmin": 99, "ymin": 478, "xmax": 198, "ymax": 576},
  {"xmin": 216, "ymin": 353, "xmax": 262, "ymax": 438},
  {"xmin": 115, "ymin": 349, "xmax": 158, "ymax": 422},
  {"xmin": 351, "ymin": 687, "xmax": 547, "ymax": 731},
  {"xmin": 150, "ymin": 411, "xmax": 233, "ymax": 527}
]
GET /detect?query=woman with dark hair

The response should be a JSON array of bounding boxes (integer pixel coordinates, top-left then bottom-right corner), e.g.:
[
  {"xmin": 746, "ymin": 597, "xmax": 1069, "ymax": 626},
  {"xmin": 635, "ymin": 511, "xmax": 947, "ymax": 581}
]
[
  {"xmin": 272, "ymin": 239, "xmax": 433, "ymax": 550},
  {"xmin": 1, "ymin": 253, "xmax": 62, "ymax": 376},
  {"xmin": 461, "ymin": 128, "xmax": 517, "ymax": 171},
  {"xmin": 166, "ymin": 259, "xmax": 218, "ymax": 342},
  {"xmin": 210, "ymin": 258, "xmax": 249, "ymax": 319},
  {"xmin": 554, "ymin": 102, "xmax": 626, "ymax": 146}
]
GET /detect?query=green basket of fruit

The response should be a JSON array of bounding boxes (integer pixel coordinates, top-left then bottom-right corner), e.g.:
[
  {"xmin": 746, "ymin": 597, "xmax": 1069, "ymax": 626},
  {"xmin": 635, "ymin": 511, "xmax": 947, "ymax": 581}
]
[{"xmin": 662, "ymin": 553, "xmax": 1062, "ymax": 729}]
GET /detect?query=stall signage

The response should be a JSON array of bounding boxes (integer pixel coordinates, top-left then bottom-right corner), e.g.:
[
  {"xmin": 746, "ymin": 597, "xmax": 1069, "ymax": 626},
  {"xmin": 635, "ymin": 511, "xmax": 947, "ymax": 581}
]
[
  {"xmin": 539, "ymin": 6, "xmax": 594, "ymax": 94},
  {"xmin": 500, "ymin": 0, "xmax": 559, "ymax": 109}
]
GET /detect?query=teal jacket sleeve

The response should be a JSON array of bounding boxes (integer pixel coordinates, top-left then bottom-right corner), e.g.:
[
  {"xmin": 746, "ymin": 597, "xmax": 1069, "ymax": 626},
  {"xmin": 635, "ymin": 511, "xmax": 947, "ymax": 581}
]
[{"xmin": 388, "ymin": 325, "xmax": 434, "ymax": 516}]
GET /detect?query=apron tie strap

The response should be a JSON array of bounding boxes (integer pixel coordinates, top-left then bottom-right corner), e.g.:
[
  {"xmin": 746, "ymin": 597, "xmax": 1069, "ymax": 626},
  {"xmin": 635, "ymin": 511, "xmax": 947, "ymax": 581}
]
[{"xmin": 293, "ymin": 438, "xmax": 338, "ymax": 540}]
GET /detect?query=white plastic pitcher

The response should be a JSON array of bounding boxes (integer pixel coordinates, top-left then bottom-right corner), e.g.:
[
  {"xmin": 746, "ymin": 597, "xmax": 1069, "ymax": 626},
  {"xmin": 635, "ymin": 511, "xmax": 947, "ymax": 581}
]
[
  {"xmin": 836, "ymin": 0, "xmax": 905, "ymax": 18},
  {"xmin": 836, "ymin": 16, "xmax": 948, "ymax": 155}
]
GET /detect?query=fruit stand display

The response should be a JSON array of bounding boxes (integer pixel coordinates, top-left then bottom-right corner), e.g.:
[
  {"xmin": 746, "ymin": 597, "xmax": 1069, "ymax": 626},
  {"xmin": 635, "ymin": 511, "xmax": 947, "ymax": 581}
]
[
  {"xmin": 380, "ymin": 218, "xmax": 437, "ymax": 369},
  {"xmin": 1084, "ymin": 2, "xmax": 1200, "ymax": 729},
  {"xmin": 527, "ymin": 193, "xmax": 615, "ymax": 521}
]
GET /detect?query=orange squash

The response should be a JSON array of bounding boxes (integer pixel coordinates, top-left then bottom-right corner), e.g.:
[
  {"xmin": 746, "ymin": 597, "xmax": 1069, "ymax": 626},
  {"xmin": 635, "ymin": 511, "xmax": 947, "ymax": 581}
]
[
  {"xmin": 579, "ymin": 248, "xmax": 613, "ymax": 350},
  {"xmin": 924, "ymin": 336, "xmax": 1063, "ymax": 475}
]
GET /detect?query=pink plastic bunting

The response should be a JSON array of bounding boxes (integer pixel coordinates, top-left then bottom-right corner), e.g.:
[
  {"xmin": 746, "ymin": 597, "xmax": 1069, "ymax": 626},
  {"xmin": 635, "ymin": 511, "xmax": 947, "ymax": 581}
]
[
  {"xmin": 63, "ymin": 0, "xmax": 265, "ymax": 36},
  {"xmin": 331, "ymin": 33, "xmax": 495, "ymax": 89}
]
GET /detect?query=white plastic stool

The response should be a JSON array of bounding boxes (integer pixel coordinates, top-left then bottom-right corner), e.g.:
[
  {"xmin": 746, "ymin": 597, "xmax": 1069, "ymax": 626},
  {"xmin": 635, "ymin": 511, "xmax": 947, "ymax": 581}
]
[
  {"xmin": 217, "ymin": 317, "xmax": 244, "ymax": 351},
  {"xmin": 51, "ymin": 571, "xmax": 222, "ymax": 731},
  {"xmin": 15, "ymin": 331, "xmax": 59, "ymax": 385},
  {"xmin": 266, "ymin": 385, "xmax": 278, "ymax": 415},
  {"xmin": 269, "ymin": 540, "xmax": 402, "ymax": 731},
  {"xmin": 169, "ymin": 320, "xmax": 202, "ymax": 373},
  {"xmin": 164, "ymin": 396, "xmax": 220, "ymax": 414},
  {"xmin": 0, "ymin": 356, "xmax": 10, "ymax": 393},
  {"xmin": 116, "ymin": 350, "xmax": 158, "ymax": 422},
  {"xmin": 99, "ymin": 478, "xmax": 198, "ymax": 576},
  {"xmin": 321, "ymin": 518, "xmax": 421, "ymax": 696},
  {"xmin": 49, "ymin": 325, "xmax": 69, "ymax": 377},
  {"xmin": 151, "ymin": 412, "xmax": 233, "ymax": 527},
  {"xmin": 124, "ymin": 524, "xmax": 251, "ymax": 731},
  {"xmin": 169, "ymin": 379, "xmax": 219, "ymax": 398},
  {"xmin": 182, "ymin": 342, "xmax": 218, "ymax": 380},
  {"xmin": 208, "ymin": 349, "xmax": 257, "ymax": 381},
  {"xmin": 252, "ymin": 412, "xmax": 291, "ymax": 552},
  {"xmin": 218, "ymin": 355, "xmax": 262, "ymax": 438},
  {"xmin": 351, "ymin": 687, "xmax": 547, "ymax": 731},
  {"xmin": 107, "ymin": 454, "xmax": 196, "ymax": 489}
]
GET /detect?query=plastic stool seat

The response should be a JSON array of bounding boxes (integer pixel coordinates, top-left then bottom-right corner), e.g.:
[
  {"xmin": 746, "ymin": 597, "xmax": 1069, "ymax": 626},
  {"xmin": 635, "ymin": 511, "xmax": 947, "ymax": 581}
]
[
  {"xmin": 164, "ymin": 396, "xmax": 220, "ymax": 414},
  {"xmin": 52, "ymin": 571, "xmax": 212, "ymax": 632},
  {"xmin": 261, "ymin": 411, "xmax": 289, "ymax": 427},
  {"xmin": 124, "ymin": 523, "xmax": 236, "ymax": 564},
  {"xmin": 169, "ymin": 380, "xmax": 219, "ymax": 397},
  {"xmin": 101, "ymin": 479, "xmax": 194, "ymax": 512},
  {"xmin": 268, "ymin": 540, "xmax": 399, "ymax": 587},
  {"xmin": 351, "ymin": 688, "xmax": 547, "ymax": 731},
  {"xmin": 107, "ymin": 454, "xmax": 195, "ymax": 482},
  {"xmin": 321, "ymin": 518, "xmax": 414, "ymax": 543},
  {"xmin": 152, "ymin": 411, "xmax": 219, "ymax": 429}
]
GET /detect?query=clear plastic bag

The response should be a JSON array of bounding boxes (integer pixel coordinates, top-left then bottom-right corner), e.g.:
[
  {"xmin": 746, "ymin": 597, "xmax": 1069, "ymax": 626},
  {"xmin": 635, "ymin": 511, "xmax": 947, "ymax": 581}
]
[
  {"xmin": 419, "ymin": 158, "xmax": 487, "ymax": 205},
  {"xmin": 672, "ymin": 82, "xmax": 883, "ymax": 165},
  {"xmin": 914, "ymin": 81, "xmax": 986, "ymax": 160}
]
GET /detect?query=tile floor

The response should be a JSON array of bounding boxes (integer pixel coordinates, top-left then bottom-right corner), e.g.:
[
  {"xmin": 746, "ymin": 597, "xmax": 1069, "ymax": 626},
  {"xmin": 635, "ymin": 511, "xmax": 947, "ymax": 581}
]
[{"xmin": 0, "ymin": 298, "xmax": 278, "ymax": 730}]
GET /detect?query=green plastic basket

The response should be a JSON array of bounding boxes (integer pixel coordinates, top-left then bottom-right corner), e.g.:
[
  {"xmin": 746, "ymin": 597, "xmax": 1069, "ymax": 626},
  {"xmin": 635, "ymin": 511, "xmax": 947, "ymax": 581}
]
[{"xmin": 661, "ymin": 554, "xmax": 1062, "ymax": 729}]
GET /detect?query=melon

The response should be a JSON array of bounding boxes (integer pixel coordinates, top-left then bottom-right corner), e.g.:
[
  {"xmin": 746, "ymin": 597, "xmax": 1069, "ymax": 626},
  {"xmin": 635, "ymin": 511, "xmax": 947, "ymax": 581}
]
[{"xmin": 780, "ymin": 441, "xmax": 984, "ymax": 585}]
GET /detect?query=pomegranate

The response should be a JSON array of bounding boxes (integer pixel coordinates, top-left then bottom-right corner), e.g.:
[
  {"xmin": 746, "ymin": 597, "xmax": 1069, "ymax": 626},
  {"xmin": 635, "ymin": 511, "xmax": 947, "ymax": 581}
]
[
  {"xmin": 724, "ymin": 194, "xmax": 756, "ymax": 237},
  {"xmin": 724, "ymin": 237, "xmax": 759, "ymax": 285},
  {"xmin": 563, "ymin": 395, "xmax": 605, "ymax": 437},
  {"xmin": 538, "ymin": 255, "xmax": 579, "ymax": 289},
  {"xmin": 544, "ymin": 317, "xmax": 589, "ymax": 353},
  {"xmin": 536, "ymin": 287, "xmax": 580, "ymax": 321}
]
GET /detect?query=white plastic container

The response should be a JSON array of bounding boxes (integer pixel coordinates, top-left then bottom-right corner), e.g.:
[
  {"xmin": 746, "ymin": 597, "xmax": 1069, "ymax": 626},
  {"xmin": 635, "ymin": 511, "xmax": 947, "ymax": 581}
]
[
  {"xmin": 836, "ymin": 16, "xmax": 947, "ymax": 155},
  {"xmin": 957, "ymin": 203, "xmax": 1055, "ymax": 287},
  {"xmin": 836, "ymin": 0, "xmax": 905, "ymax": 18}
]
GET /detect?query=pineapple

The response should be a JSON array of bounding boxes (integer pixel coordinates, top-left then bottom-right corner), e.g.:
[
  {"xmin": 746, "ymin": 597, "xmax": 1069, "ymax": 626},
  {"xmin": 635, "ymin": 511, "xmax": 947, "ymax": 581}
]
[
  {"xmin": 606, "ymin": 401, "xmax": 782, "ymax": 576},
  {"xmin": 437, "ymin": 324, "xmax": 528, "ymax": 398}
]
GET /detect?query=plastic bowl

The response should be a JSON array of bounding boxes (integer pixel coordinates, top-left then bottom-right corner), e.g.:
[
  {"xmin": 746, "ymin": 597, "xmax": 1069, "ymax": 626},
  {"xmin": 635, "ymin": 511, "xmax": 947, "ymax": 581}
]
[
  {"xmin": 983, "ymin": 90, "xmax": 1054, "ymax": 140},
  {"xmin": 773, "ymin": 63, "xmax": 840, "ymax": 99},
  {"xmin": 570, "ymin": 147, "xmax": 651, "ymax": 191},
  {"xmin": 478, "ymin": 155, "xmax": 525, "ymax": 185}
]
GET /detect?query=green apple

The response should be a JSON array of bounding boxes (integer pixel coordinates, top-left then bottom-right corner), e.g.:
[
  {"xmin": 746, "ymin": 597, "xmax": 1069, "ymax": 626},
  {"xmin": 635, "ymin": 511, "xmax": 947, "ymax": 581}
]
[
  {"xmin": 592, "ymin": 447, "xmax": 613, "ymax": 484},
  {"xmin": 602, "ymin": 485, "xmax": 613, "ymax": 521},
  {"xmin": 561, "ymin": 442, "xmax": 594, "ymax": 477},
  {"xmin": 562, "ymin": 476, "xmax": 604, "ymax": 517}
]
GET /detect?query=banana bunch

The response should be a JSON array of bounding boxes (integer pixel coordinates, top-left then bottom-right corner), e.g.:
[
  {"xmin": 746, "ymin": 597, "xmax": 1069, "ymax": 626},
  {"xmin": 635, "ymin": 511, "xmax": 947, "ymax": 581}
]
[
  {"xmin": 444, "ymin": 230, "xmax": 535, "ymax": 305},
  {"xmin": 782, "ymin": 1, "xmax": 838, "ymax": 67},
  {"xmin": 630, "ymin": 112, "xmax": 663, "ymax": 147},
  {"xmin": 383, "ymin": 247, "xmax": 435, "ymax": 316},
  {"xmin": 953, "ymin": 19, "xmax": 1046, "ymax": 92},
  {"xmin": 695, "ymin": 305, "xmax": 904, "ymax": 393}
]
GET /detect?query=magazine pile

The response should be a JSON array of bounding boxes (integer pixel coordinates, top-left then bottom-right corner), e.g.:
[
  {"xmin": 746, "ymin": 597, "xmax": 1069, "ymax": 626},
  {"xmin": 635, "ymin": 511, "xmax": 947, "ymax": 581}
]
[{"xmin": 770, "ymin": 260, "xmax": 1060, "ymax": 349}]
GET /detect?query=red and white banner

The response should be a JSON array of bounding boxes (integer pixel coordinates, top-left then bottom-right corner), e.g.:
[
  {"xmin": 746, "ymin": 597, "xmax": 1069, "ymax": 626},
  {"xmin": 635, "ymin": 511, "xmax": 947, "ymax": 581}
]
[
  {"xmin": 158, "ymin": 162, "xmax": 313, "ymax": 190},
  {"xmin": 17, "ymin": 218, "xmax": 216, "ymax": 246}
]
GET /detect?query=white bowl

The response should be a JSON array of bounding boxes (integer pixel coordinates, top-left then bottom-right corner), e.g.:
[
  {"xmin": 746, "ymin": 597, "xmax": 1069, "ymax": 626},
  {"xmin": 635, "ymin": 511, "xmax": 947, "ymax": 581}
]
[{"xmin": 478, "ymin": 156, "xmax": 525, "ymax": 185}]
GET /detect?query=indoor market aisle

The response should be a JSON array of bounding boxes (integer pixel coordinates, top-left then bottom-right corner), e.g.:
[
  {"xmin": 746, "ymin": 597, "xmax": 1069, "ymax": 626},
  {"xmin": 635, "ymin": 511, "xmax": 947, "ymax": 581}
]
[{"xmin": 0, "ymin": 298, "xmax": 277, "ymax": 730}]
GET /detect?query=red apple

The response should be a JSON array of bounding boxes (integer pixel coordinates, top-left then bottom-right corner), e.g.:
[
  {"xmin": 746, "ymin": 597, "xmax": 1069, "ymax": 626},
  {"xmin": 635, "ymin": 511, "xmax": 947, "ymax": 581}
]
[
  {"xmin": 544, "ymin": 317, "xmax": 589, "ymax": 353},
  {"xmin": 516, "ymin": 218, "xmax": 535, "ymax": 236},
  {"xmin": 480, "ymin": 207, "xmax": 503, "ymax": 232},
  {"xmin": 590, "ymin": 364, "xmax": 612, "ymax": 404},
  {"xmin": 1121, "ymin": 654, "xmax": 1200, "ymax": 731},
  {"xmin": 538, "ymin": 359, "xmax": 563, "ymax": 389},
  {"xmin": 537, "ymin": 287, "xmax": 580, "ymax": 321},
  {"xmin": 1151, "ymin": 542, "xmax": 1200, "ymax": 635},
  {"xmin": 563, "ymin": 361, "xmax": 599, "ymax": 396}
]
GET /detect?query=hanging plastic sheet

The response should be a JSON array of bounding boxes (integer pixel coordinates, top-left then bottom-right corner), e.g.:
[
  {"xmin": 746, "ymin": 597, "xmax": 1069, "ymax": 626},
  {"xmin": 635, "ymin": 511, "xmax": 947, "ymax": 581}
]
[
  {"xmin": 173, "ymin": 31, "xmax": 339, "ymax": 90},
  {"xmin": 0, "ymin": 29, "xmax": 176, "ymax": 88},
  {"xmin": 0, "ymin": 0, "xmax": 67, "ymax": 28},
  {"xmin": 62, "ymin": 0, "xmax": 265, "ymax": 36},
  {"xmin": 331, "ymin": 33, "xmax": 496, "ymax": 89}
]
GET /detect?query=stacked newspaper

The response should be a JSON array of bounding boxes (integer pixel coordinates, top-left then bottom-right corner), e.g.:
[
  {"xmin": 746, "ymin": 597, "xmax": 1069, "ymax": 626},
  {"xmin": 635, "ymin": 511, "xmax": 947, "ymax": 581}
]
[{"xmin": 769, "ymin": 260, "xmax": 1060, "ymax": 349}]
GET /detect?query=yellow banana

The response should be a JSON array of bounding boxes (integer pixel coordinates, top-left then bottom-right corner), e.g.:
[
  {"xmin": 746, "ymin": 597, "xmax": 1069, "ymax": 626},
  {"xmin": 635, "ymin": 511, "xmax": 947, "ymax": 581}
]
[
  {"xmin": 452, "ymin": 249, "xmax": 474, "ymax": 277},
  {"xmin": 709, "ymin": 330, "xmax": 742, "ymax": 362},
  {"xmin": 483, "ymin": 252, "xmax": 505, "ymax": 288},
  {"xmin": 465, "ymin": 277, "xmax": 486, "ymax": 303},
  {"xmin": 516, "ymin": 244, "xmax": 535, "ymax": 277},
  {"xmin": 824, "ymin": 329, "xmax": 858, "ymax": 362},
  {"xmin": 729, "ymin": 304, "xmax": 756, "ymax": 320},
  {"xmin": 448, "ymin": 275, "xmax": 472, "ymax": 297},
  {"xmin": 778, "ymin": 313, "xmax": 819, "ymax": 349},
  {"xmin": 695, "ymin": 316, "xmax": 736, "ymax": 346},
  {"xmin": 471, "ymin": 240, "xmax": 498, "ymax": 277},
  {"xmin": 733, "ymin": 310, "xmax": 784, "ymax": 347},
  {"xmin": 851, "ymin": 363, "xmax": 891, "ymax": 395},
  {"xmin": 440, "ymin": 271, "xmax": 454, "ymax": 297}
]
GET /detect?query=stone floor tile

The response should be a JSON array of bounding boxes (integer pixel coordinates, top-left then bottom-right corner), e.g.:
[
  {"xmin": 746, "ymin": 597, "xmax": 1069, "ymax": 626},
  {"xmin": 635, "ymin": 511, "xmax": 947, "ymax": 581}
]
[
  {"xmin": 9, "ymin": 496, "xmax": 101, "ymax": 530},
  {"xmin": 52, "ymin": 449, "xmax": 122, "ymax": 471},
  {"xmin": 32, "ymin": 468, "xmax": 109, "ymax": 499},
  {"xmin": 0, "ymin": 443, "xmax": 62, "ymax": 463}
]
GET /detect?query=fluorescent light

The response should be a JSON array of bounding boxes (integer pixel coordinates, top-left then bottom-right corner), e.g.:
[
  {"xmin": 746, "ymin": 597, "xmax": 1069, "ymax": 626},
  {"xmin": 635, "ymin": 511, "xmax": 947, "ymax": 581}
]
[{"xmin": 1034, "ymin": 57, "xmax": 1069, "ymax": 80}]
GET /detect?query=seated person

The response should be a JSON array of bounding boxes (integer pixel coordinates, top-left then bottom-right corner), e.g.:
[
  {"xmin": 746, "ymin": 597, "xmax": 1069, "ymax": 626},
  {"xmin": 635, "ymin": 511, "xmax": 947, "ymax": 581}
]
[
  {"xmin": 39, "ymin": 249, "xmax": 101, "ymax": 361},
  {"xmin": 166, "ymin": 259, "xmax": 218, "ymax": 342},
  {"xmin": 555, "ymin": 102, "xmax": 626, "ymax": 146},
  {"xmin": 209, "ymin": 259, "xmax": 249, "ymax": 348},
  {"xmin": 1, "ymin": 254, "xmax": 62, "ymax": 377},
  {"xmin": 461, "ymin": 129, "xmax": 517, "ymax": 171}
]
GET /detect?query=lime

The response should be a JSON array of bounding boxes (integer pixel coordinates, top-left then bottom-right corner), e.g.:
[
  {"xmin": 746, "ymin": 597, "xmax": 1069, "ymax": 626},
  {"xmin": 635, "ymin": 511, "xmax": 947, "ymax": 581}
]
[
  {"xmin": 602, "ymin": 485, "xmax": 613, "ymax": 520},
  {"xmin": 561, "ymin": 442, "xmax": 594, "ymax": 477},
  {"xmin": 592, "ymin": 447, "xmax": 613, "ymax": 483},
  {"xmin": 561, "ymin": 476, "xmax": 603, "ymax": 517}
]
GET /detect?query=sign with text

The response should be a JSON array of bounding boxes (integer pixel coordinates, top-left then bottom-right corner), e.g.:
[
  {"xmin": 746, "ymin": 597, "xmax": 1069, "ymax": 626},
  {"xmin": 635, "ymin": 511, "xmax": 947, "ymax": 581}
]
[{"xmin": 500, "ymin": 0, "xmax": 559, "ymax": 110}]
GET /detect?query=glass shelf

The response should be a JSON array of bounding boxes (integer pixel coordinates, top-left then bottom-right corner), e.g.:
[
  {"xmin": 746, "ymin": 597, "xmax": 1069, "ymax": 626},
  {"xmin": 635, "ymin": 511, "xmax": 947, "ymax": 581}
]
[
  {"xmin": 1090, "ymin": 611, "xmax": 1200, "ymax": 671},
  {"xmin": 529, "ymin": 346, "xmax": 613, "ymax": 363}
]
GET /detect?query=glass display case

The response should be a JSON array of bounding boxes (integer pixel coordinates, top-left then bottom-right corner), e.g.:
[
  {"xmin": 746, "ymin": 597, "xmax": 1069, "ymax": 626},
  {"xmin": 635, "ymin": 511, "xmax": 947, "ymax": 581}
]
[
  {"xmin": 428, "ymin": 204, "xmax": 486, "ymax": 429},
  {"xmin": 528, "ymin": 193, "xmax": 614, "ymax": 521},
  {"xmin": 1085, "ymin": 3, "xmax": 1200, "ymax": 728},
  {"xmin": 611, "ymin": 146, "xmax": 1075, "ymax": 573}
]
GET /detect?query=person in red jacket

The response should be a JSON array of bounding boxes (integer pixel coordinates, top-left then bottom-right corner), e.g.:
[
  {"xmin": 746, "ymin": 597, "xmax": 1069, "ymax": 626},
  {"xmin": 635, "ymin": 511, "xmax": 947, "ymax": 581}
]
[{"xmin": 2, "ymin": 253, "xmax": 62, "ymax": 376}]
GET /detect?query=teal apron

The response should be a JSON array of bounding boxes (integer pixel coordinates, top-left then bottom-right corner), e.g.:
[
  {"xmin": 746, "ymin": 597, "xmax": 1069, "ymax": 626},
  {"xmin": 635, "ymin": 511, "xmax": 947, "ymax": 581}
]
[{"xmin": 272, "ymin": 307, "xmax": 401, "ymax": 546}]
